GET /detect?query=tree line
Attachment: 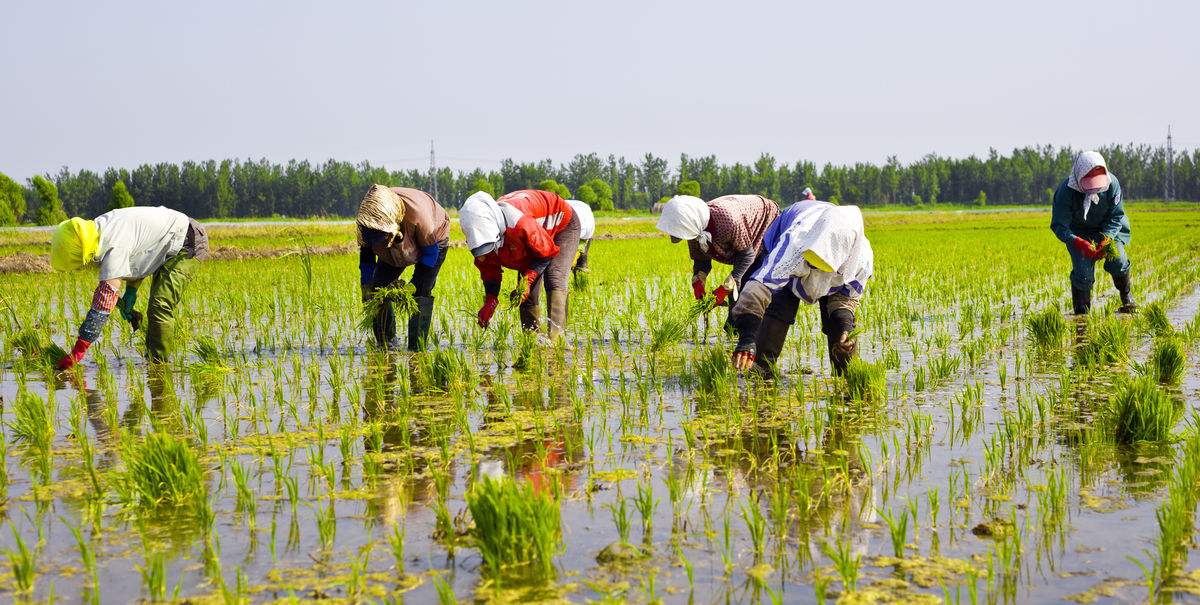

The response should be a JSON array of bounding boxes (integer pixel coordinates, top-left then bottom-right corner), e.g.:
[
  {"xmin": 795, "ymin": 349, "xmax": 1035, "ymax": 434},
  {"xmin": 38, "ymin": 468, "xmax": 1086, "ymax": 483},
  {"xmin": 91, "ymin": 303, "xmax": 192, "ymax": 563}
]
[{"xmin": 0, "ymin": 143, "xmax": 1195, "ymax": 224}]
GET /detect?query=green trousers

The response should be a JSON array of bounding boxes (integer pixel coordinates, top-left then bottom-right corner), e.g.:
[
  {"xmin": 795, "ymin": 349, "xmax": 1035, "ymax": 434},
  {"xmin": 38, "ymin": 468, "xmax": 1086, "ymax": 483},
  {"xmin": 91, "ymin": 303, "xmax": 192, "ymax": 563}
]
[{"xmin": 146, "ymin": 251, "xmax": 198, "ymax": 362}]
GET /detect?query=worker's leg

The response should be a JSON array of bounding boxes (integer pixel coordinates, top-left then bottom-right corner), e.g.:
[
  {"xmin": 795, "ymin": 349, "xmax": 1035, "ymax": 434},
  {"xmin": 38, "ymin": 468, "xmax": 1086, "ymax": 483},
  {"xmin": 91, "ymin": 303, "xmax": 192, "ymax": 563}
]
[
  {"xmin": 1066, "ymin": 242, "xmax": 1096, "ymax": 315},
  {"xmin": 1102, "ymin": 241, "xmax": 1136, "ymax": 313},
  {"xmin": 820, "ymin": 293, "xmax": 860, "ymax": 376},
  {"xmin": 753, "ymin": 286, "xmax": 801, "ymax": 379},
  {"xmin": 519, "ymin": 275, "xmax": 543, "ymax": 332},
  {"xmin": 368, "ymin": 262, "xmax": 404, "ymax": 348},
  {"xmin": 544, "ymin": 214, "xmax": 581, "ymax": 338},
  {"xmin": 146, "ymin": 252, "xmax": 198, "ymax": 363},
  {"xmin": 407, "ymin": 240, "xmax": 448, "ymax": 351}
]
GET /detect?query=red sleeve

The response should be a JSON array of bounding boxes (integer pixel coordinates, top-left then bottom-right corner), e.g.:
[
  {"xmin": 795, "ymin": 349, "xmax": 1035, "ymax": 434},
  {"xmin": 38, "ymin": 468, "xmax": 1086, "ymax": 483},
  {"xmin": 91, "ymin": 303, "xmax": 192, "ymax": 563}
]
[
  {"xmin": 516, "ymin": 214, "xmax": 560, "ymax": 260},
  {"xmin": 474, "ymin": 253, "xmax": 503, "ymax": 285}
]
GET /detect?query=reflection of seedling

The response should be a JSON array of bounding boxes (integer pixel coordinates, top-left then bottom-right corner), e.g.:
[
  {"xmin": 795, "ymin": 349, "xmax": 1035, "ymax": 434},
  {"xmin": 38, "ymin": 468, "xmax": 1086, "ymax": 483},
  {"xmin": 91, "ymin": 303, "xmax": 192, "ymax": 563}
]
[{"xmin": 822, "ymin": 537, "xmax": 861, "ymax": 593}]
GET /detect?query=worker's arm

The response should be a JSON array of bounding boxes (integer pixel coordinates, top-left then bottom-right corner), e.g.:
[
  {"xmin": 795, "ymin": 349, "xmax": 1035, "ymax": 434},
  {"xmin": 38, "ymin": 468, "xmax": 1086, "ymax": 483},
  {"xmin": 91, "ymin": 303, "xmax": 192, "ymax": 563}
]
[
  {"xmin": 359, "ymin": 247, "xmax": 377, "ymax": 290},
  {"xmin": 58, "ymin": 279, "xmax": 122, "ymax": 369},
  {"xmin": 1049, "ymin": 184, "xmax": 1077, "ymax": 244},
  {"xmin": 1099, "ymin": 180, "xmax": 1126, "ymax": 241}
]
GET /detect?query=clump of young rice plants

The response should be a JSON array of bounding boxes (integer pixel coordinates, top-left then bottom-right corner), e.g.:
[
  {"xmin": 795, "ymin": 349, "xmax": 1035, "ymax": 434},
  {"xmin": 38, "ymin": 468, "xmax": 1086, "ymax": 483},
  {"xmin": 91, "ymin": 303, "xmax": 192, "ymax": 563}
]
[
  {"xmin": 1103, "ymin": 376, "xmax": 1180, "ymax": 444},
  {"xmin": 1025, "ymin": 305, "xmax": 1068, "ymax": 349},
  {"xmin": 843, "ymin": 358, "xmax": 886, "ymax": 402},
  {"xmin": 466, "ymin": 474, "xmax": 561, "ymax": 580},
  {"xmin": 358, "ymin": 281, "xmax": 418, "ymax": 332},
  {"xmin": 414, "ymin": 347, "xmax": 474, "ymax": 393},
  {"xmin": 8, "ymin": 389, "xmax": 55, "ymax": 452},
  {"xmin": 1141, "ymin": 337, "xmax": 1186, "ymax": 385},
  {"xmin": 693, "ymin": 345, "xmax": 734, "ymax": 394},
  {"xmin": 1139, "ymin": 302, "xmax": 1173, "ymax": 337},
  {"xmin": 116, "ymin": 432, "xmax": 207, "ymax": 511},
  {"xmin": 1076, "ymin": 316, "xmax": 1131, "ymax": 368}
]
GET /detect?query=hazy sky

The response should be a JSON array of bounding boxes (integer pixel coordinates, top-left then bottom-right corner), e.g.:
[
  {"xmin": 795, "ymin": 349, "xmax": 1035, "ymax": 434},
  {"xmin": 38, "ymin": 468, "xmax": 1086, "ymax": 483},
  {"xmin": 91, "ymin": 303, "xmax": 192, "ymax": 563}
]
[{"xmin": 2, "ymin": 0, "xmax": 1197, "ymax": 180}]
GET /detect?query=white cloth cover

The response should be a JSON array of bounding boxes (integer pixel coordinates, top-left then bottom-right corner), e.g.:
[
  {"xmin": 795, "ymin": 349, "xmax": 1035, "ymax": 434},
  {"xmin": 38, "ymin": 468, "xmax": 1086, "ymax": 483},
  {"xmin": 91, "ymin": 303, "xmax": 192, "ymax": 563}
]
[
  {"xmin": 566, "ymin": 199, "xmax": 596, "ymax": 240},
  {"xmin": 655, "ymin": 195, "xmax": 711, "ymax": 250},
  {"xmin": 94, "ymin": 206, "xmax": 190, "ymax": 280},
  {"xmin": 1068, "ymin": 151, "xmax": 1109, "ymax": 220},
  {"xmin": 762, "ymin": 203, "xmax": 873, "ymax": 302},
  {"xmin": 460, "ymin": 191, "xmax": 506, "ymax": 254}
]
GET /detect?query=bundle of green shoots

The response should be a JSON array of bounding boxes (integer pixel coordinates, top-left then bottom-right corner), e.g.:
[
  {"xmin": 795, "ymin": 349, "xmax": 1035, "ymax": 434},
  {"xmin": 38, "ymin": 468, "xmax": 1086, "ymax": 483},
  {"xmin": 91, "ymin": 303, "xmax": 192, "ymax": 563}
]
[
  {"xmin": 1098, "ymin": 237, "xmax": 1120, "ymax": 262},
  {"xmin": 12, "ymin": 328, "xmax": 67, "ymax": 368},
  {"xmin": 689, "ymin": 293, "xmax": 718, "ymax": 319},
  {"xmin": 359, "ymin": 281, "xmax": 418, "ymax": 332}
]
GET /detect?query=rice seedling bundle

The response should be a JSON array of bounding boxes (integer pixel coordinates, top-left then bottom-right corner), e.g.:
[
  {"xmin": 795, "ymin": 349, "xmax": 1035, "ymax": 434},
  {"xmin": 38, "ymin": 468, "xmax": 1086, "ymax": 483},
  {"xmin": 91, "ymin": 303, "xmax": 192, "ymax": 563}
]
[
  {"xmin": 1099, "ymin": 237, "xmax": 1120, "ymax": 262},
  {"xmin": 466, "ymin": 475, "xmax": 561, "ymax": 579},
  {"xmin": 1148, "ymin": 338, "xmax": 1186, "ymax": 385},
  {"xmin": 1106, "ymin": 376, "xmax": 1180, "ymax": 444},
  {"xmin": 358, "ymin": 282, "xmax": 418, "ymax": 332},
  {"xmin": 116, "ymin": 432, "xmax": 206, "ymax": 510},
  {"xmin": 1025, "ymin": 306, "xmax": 1068, "ymax": 349},
  {"xmin": 1076, "ymin": 317, "xmax": 1131, "ymax": 367},
  {"xmin": 1140, "ymin": 302, "xmax": 1173, "ymax": 337},
  {"xmin": 843, "ymin": 358, "xmax": 886, "ymax": 402}
]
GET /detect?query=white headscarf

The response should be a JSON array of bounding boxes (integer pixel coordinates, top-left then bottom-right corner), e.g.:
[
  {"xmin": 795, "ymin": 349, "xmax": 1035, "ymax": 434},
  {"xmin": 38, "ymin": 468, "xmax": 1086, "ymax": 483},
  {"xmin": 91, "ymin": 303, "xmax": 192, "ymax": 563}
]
[
  {"xmin": 763, "ymin": 203, "xmax": 874, "ymax": 302},
  {"xmin": 460, "ymin": 191, "xmax": 506, "ymax": 255},
  {"xmin": 656, "ymin": 195, "xmax": 712, "ymax": 251},
  {"xmin": 1067, "ymin": 151, "xmax": 1110, "ymax": 220}
]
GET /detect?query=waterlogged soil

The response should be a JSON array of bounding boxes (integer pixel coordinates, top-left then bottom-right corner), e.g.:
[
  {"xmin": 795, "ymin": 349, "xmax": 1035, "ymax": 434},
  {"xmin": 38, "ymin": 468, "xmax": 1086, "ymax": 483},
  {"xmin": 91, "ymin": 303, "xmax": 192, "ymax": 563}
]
[{"xmin": 1, "ymin": 213, "xmax": 1199, "ymax": 604}]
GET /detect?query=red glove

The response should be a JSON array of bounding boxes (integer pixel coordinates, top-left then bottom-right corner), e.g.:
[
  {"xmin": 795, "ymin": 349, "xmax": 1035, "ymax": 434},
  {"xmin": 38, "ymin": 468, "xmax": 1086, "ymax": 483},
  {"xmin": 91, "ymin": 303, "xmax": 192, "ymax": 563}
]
[
  {"xmin": 692, "ymin": 278, "xmax": 706, "ymax": 300},
  {"xmin": 477, "ymin": 296, "xmax": 499, "ymax": 328},
  {"xmin": 713, "ymin": 285, "xmax": 732, "ymax": 306},
  {"xmin": 1072, "ymin": 236, "xmax": 1099, "ymax": 259},
  {"xmin": 56, "ymin": 338, "xmax": 91, "ymax": 370}
]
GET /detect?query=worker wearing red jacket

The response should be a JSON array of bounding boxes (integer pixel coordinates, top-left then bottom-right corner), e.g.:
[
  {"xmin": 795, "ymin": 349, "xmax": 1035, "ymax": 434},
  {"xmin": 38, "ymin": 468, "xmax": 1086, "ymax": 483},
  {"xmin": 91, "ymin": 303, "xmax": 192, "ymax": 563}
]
[{"xmin": 461, "ymin": 189, "xmax": 581, "ymax": 337}]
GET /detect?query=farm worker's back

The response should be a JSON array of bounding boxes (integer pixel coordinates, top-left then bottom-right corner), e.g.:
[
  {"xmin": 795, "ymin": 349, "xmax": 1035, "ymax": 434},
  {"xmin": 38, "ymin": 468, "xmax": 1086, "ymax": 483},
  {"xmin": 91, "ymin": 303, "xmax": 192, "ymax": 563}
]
[
  {"xmin": 48, "ymin": 206, "xmax": 210, "ymax": 368},
  {"xmin": 357, "ymin": 185, "xmax": 451, "ymax": 351},
  {"xmin": 1050, "ymin": 151, "xmax": 1136, "ymax": 315},
  {"xmin": 462, "ymin": 189, "xmax": 581, "ymax": 338}
]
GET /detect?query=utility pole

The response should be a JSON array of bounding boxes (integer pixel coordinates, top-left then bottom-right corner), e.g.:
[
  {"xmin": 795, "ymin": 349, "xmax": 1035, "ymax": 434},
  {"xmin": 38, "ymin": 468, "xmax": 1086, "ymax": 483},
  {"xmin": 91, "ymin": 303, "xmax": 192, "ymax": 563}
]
[
  {"xmin": 429, "ymin": 139, "xmax": 438, "ymax": 200},
  {"xmin": 1165, "ymin": 126, "xmax": 1175, "ymax": 202}
]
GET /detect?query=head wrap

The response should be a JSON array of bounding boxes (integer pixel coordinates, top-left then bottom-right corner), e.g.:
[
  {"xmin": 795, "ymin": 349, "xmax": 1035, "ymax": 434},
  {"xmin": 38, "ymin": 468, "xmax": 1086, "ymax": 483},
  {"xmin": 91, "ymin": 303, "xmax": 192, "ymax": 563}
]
[
  {"xmin": 460, "ymin": 191, "xmax": 506, "ymax": 256},
  {"xmin": 356, "ymin": 185, "xmax": 405, "ymax": 246},
  {"xmin": 655, "ymin": 195, "xmax": 712, "ymax": 251},
  {"xmin": 50, "ymin": 217, "xmax": 100, "ymax": 271},
  {"xmin": 1068, "ymin": 151, "xmax": 1111, "ymax": 220}
]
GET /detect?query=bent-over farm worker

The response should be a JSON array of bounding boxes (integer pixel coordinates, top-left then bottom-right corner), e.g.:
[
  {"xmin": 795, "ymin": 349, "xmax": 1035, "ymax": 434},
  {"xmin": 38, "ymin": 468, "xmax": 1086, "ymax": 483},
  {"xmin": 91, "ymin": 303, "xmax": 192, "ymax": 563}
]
[
  {"xmin": 566, "ymin": 199, "xmax": 596, "ymax": 276},
  {"xmin": 49, "ymin": 206, "xmax": 210, "ymax": 368},
  {"xmin": 730, "ymin": 199, "xmax": 874, "ymax": 378},
  {"xmin": 357, "ymin": 184, "xmax": 450, "ymax": 351},
  {"xmin": 656, "ymin": 194, "xmax": 780, "ymax": 316},
  {"xmin": 461, "ymin": 189, "xmax": 581, "ymax": 337},
  {"xmin": 1050, "ymin": 150, "xmax": 1136, "ymax": 315}
]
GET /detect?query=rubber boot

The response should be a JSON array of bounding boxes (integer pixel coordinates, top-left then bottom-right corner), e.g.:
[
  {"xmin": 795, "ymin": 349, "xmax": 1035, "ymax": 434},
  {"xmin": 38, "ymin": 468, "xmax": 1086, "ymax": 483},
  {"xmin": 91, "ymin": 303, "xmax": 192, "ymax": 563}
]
[
  {"xmin": 1071, "ymin": 287, "xmax": 1091, "ymax": 316},
  {"xmin": 1113, "ymin": 274, "xmax": 1138, "ymax": 314},
  {"xmin": 751, "ymin": 315, "xmax": 790, "ymax": 379},
  {"xmin": 547, "ymin": 290, "xmax": 569, "ymax": 339},
  {"xmin": 519, "ymin": 302, "xmax": 540, "ymax": 332},
  {"xmin": 407, "ymin": 296, "xmax": 435, "ymax": 352}
]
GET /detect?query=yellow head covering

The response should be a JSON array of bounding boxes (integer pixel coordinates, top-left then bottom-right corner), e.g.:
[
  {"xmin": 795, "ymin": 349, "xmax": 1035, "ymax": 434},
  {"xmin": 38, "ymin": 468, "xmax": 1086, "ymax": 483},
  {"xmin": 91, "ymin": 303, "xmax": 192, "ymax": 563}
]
[{"xmin": 49, "ymin": 217, "xmax": 100, "ymax": 271}]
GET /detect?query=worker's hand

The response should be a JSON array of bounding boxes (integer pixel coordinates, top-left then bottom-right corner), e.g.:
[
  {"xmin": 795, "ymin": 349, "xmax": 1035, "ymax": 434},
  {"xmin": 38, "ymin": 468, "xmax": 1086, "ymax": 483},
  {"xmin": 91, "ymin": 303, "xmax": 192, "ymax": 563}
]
[
  {"xmin": 713, "ymin": 285, "xmax": 733, "ymax": 306},
  {"xmin": 1072, "ymin": 236, "xmax": 1098, "ymax": 259},
  {"xmin": 510, "ymin": 270, "xmax": 538, "ymax": 306},
  {"xmin": 732, "ymin": 349, "xmax": 756, "ymax": 371},
  {"xmin": 692, "ymin": 278, "xmax": 706, "ymax": 300},
  {"xmin": 56, "ymin": 338, "xmax": 91, "ymax": 370},
  {"xmin": 477, "ymin": 296, "xmax": 499, "ymax": 328},
  {"xmin": 833, "ymin": 331, "xmax": 858, "ymax": 357},
  {"xmin": 130, "ymin": 309, "xmax": 143, "ymax": 331}
]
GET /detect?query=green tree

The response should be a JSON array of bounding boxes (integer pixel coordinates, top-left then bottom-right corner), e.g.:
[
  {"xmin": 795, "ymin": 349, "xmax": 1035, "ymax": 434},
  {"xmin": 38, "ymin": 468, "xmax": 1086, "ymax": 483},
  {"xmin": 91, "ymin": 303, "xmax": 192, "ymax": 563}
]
[
  {"xmin": 584, "ymin": 178, "xmax": 614, "ymax": 210},
  {"xmin": 677, "ymin": 179, "xmax": 701, "ymax": 197},
  {"xmin": 110, "ymin": 179, "xmax": 135, "ymax": 209},
  {"xmin": 576, "ymin": 183, "xmax": 597, "ymax": 207},
  {"xmin": 0, "ymin": 172, "xmax": 25, "ymax": 225},
  {"xmin": 472, "ymin": 177, "xmax": 496, "ymax": 198},
  {"xmin": 537, "ymin": 179, "xmax": 571, "ymax": 199},
  {"xmin": 976, "ymin": 190, "xmax": 987, "ymax": 207},
  {"xmin": 32, "ymin": 175, "xmax": 68, "ymax": 225}
]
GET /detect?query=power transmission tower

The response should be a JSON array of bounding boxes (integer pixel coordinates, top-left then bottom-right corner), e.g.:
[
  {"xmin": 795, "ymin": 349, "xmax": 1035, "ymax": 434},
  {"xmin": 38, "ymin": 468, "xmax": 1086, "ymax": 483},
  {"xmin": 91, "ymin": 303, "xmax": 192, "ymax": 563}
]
[
  {"xmin": 429, "ymin": 140, "xmax": 439, "ymax": 200},
  {"xmin": 1165, "ymin": 126, "xmax": 1175, "ymax": 202}
]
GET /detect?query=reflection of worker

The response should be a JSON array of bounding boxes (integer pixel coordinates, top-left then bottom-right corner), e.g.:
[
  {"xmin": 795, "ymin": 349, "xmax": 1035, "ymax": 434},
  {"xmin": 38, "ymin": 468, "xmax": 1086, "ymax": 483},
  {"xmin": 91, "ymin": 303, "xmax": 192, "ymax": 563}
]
[
  {"xmin": 731, "ymin": 200, "xmax": 874, "ymax": 377},
  {"xmin": 357, "ymin": 185, "xmax": 450, "ymax": 351},
  {"xmin": 462, "ymin": 190, "xmax": 581, "ymax": 337},
  {"xmin": 566, "ymin": 199, "xmax": 596, "ymax": 276},
  {"xmin": 801, "ymin": 187, "xmax": 816, "ymax": 201},
  {"xmin": 655, "ymin": 195, "xmax": 780, "ymax": 310},
  {"xmin": 49, "ymin": 206, "xmax": 209, "ymax": 368},
  {"xmin": 1050, "ymin": 151, "xmax": 1136, "ymax": 315}
]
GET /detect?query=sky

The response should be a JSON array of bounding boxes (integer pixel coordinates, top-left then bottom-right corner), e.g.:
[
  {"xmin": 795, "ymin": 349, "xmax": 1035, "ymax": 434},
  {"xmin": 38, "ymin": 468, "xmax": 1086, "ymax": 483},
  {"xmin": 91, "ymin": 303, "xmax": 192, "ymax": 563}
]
[{"xmin": 2, "ymin": 0, "xmax": 1197, "ymax": 180}]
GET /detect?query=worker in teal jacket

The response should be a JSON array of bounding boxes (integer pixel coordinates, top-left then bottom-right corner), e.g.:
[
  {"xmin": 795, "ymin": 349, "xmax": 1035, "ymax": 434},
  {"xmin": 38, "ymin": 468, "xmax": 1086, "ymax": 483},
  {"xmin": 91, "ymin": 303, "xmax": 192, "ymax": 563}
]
[{"xmin": 1050, "ymin": 151, "xmax": 1135, "ymax": 315}]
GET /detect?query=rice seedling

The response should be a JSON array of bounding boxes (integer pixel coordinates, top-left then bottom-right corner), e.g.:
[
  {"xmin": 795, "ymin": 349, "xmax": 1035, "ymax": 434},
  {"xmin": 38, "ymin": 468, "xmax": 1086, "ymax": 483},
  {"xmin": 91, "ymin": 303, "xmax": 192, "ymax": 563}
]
[
  {"xmin": 465, "ymin": 474, "xmax": 561, "ymax": 579},
  {"xmin": 878, "ymin": 506, "xmax": 910, "ymax": 557},
  {"xmin": 1076, "ymin": 316, "xmax": 1131, "ymax": 368},
  {"xmin": 633, "ymin": 480, "xmax": 658, "ymax": 539},
  {"xmin": 1139, "ymin": 302, "xmax": 1173, "ymax": 337},
  {"xmin": 843, "ymin": 358, "xmax": 886, "ymax": 402},
  {"xmin": 115, "ymin": 431, "xmax": 206, "ymax": 511},
  {"xmin": 1104, "ymin": 376, "xmax": 1180, "ymax": 444},
  {"xmin": 1145, "ymin": 337, "xmax": 1186, "ymax": 385},
  {"xmin": 358, "ymin": 282, "xmax": 418, "ymax": 333},
  {"xmin": 8, "ymin": 389, "xmax": 54, "ymax": 452},
  {"xmin": 822, "ymin": 536, "xmax": 860, "ymax": 593},
  {"xmin": 1025, "ymin": 305, "xmax": 1067, "ymax": 349},
  {"xmin": 6, "ymin": 523, "xmax": 36, "ymax": 594}
]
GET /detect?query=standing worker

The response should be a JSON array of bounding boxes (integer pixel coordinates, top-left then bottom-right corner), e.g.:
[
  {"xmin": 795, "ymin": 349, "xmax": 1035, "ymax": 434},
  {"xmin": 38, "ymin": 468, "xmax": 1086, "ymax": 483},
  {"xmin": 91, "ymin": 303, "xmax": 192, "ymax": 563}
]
[
  {"xmin": 48, "ymin": 206, "xmax": 209, "ymax": 368},
  {"xmin": 461, "ymin": 189, "xmax": 581, "ymax": 337},
  {"xmin": 655, "ymin": 194, "xmax": 780, "ymax": 311},
  {"xmin": 1050, "ymin": 150, "xmax": 1136, "ymax": 314},
  {"xmin": 730, "ymin": 199, "xmax": 874, "ymax": 377},
  {"xmin": 357, "ymin": 184, "xmax": 450, "ymax": 351},
  {"xmin": 566, "ymin": 199, "xmax": 596, "ymax": 277}
]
